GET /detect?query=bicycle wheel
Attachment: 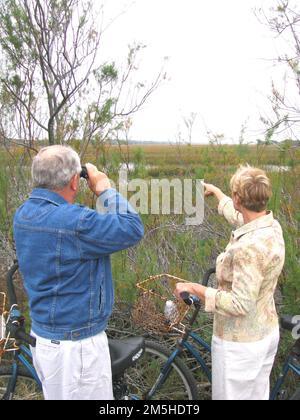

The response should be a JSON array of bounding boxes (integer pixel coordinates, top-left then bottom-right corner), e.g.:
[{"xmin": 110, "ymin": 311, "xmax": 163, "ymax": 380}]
[
  {"xmin": 290, "ymin": 388, "xmax": 300, "ymax": 400},
  {"xmin": 124, "ymin": 340, "xmax": 199, "ymax": 400},
  {"xmin": 0, "ymin": 364, "xmax": 43, "ymax": 400}
]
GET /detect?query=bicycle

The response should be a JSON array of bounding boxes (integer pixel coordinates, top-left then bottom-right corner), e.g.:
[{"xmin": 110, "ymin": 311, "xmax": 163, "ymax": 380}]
[
  {"xmin": 1, "ymin": 263, "xmax": 299, "ymax": 400},
  {"xmin": 131, "ymin": 267, "xmax": 300, "ymax": 400},
  {"xmin": 145, "ymin": 267, "xmax": 300, "ymax": 400},
  {"xmin": 0, "ymin": 262, "xmax": 199, "ymax": 400},
  {"xmin": 271, "ymin": 314, "xmax": 300, "ymax": 400}
]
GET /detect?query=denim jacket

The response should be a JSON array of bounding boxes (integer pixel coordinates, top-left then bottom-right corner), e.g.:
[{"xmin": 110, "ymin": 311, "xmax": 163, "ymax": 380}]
[{"xmin": 13, "ymin": 188, "xmax": 144, "ymax": 341}]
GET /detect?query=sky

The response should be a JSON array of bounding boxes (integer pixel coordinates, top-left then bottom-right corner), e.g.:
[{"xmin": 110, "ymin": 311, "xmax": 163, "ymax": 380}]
[{"xmin": 98, "ymin": 0, "xmax": 287, "ymax": 144}]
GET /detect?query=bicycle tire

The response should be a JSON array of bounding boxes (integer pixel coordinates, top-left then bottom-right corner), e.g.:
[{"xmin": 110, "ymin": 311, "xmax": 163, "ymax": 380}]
[
  {"xmin": 0, "ymin": 364, "xmax": 43, "ymax": 400},
  {"xmin": 124, "ymin": 340, "xmax": 199, "ymax": 400},
  {"xmin": 0, "ymin": 342, "xmax": 199, "ymax": 400},
  {"xmin": 290, "ymin": 388, "xmax": 300, "ymax": 400}
]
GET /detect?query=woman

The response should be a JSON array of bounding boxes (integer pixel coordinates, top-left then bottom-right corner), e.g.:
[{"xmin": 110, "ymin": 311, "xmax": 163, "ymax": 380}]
[{"xmin": 175, "ymin": 165, "xmax": 285, "ymax": 400}]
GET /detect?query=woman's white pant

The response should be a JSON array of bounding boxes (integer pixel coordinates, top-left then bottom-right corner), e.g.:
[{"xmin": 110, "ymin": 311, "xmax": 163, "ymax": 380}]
[
  {"xmin": 212, "ymin": 328, "xmax": 280, "ymax": 400},
  {"xmin": 30, "ymin": 330, "xmax": 113, "ymax": 400}
]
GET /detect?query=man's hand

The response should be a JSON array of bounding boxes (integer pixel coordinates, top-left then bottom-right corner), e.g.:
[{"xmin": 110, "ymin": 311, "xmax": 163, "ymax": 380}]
[{"xmin": 85, "ymin": 163, "xmax": 111, "ymax": 196}]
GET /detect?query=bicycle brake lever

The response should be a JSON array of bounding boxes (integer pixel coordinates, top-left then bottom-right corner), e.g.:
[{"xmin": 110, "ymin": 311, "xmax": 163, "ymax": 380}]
[
  {"xmin": 180, "ymin": 292, "xmax": 194, "ymax": 306},
  {"xmin": 180, "ymin": 292, "xmax": 201, "ymax": 308}
]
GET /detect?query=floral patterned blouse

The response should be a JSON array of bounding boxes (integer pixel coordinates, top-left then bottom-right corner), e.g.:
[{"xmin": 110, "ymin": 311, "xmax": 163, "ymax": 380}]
[{"xmin": 205, "ymin": 196, "xmax": 285, "ymax": 343}]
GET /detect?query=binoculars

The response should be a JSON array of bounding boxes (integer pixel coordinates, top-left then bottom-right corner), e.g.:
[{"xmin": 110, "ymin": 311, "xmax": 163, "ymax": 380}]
[{"xmin": 80, "ymin": 166, "xmax": 89, "ymax": 180}]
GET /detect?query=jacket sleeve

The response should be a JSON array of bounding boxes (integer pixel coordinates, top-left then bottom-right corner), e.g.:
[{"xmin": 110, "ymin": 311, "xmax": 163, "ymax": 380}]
[
  {"xmin": 218, "ymin": 196, "xmax": 244, "ymax": 227},
  {"xmin": 76, "ymin": 189, "xmax": 144, "ymax": 258}
]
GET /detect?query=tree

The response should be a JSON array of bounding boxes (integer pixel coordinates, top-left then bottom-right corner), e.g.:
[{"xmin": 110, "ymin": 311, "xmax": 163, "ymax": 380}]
[
  {"xmin": 183, "ymin": 112, "xmax": 197, "ymax": 146},
  {"xmin": 258, "ymin": 0, "xmax": 300, "ymax": 143},
  {"xmin": 0, "ymin": 0, "xmax": 164, "ymax": 155}
]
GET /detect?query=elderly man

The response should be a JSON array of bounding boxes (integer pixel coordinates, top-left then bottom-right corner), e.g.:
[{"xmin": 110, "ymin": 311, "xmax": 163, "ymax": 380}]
[{"xmin": 13, "ymin": 145, "xmax": 144, "ymax": 400}]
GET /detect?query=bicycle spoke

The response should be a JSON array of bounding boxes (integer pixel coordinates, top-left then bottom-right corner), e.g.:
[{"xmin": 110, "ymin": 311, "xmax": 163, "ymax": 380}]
[
  {"xmin": 0, "ymin": 371, "xmax": 43, "ymax": 400},
  {"xmin": 123, "ymin": 342, "xmax": 197, "ymax": 400}
]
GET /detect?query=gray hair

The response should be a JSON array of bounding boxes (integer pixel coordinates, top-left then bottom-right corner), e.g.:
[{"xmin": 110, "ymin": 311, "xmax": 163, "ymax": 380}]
[{"xmin": 32, "ymin": 145, "xmax": 82, "ymax": 190}]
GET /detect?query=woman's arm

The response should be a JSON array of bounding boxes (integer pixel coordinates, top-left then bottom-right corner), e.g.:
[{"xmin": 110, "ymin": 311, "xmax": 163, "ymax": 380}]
[
  {"xmin": 203, "ymin": 182, "xmax": 244, "ymax": 227},
  {"xmin": 218, "ymin": 197, "xmax": 244, "ymax": 227},
  {"xmin": 202, "ymin": 182, "xmax": 227, "ymax": 202},
  {"xmin": 204, "ymin": 244, "xmax": 264, "ymax": 317},
  {"xmin": 175, "ymin": 245, "xmax": 264, "ymax": 317}
]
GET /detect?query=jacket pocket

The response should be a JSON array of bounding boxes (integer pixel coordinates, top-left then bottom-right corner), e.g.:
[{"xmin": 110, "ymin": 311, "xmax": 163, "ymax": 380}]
[{"xmin": 35, "ymin": 340, "xmax": 61, "ymax": 383}]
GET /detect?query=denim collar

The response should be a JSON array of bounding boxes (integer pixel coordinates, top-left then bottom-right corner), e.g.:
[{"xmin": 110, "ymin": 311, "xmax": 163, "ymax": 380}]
[{"xmin": 29, "ymin": 188, "xmax": 68, "ymax": 207}]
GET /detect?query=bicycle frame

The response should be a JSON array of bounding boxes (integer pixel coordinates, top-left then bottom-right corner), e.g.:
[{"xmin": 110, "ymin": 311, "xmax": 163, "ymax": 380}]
[
  {"xmin": 270, "ymin": 354, "xmax": 300, "ymax": 400},
  {"xmin": 4, "ymin": 263, "xmax": 299, "ymax": 400},
  {"xmin": 182, "ymin": 332, "xmax": 212, "ymax": 382},
  {"xmin": 146, "ymin": 329, "xmax": 211, "ymax": 399},
  {"xmin": 146, "ymin": 326, "xmax": 300, "ymax": 400},
  {"xmin": 4, "ymin": 326, "xmax": 299, "ymax": 400},
  {"xmin": 2, "ymin": 345, "xmax": 42, "ymax": 400}
]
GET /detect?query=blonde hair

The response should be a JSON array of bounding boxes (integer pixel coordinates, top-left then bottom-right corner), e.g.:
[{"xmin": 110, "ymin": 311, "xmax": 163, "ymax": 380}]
[{"xmin": 230, "ymin": 165, "xmax": 272, "ymax": 212}]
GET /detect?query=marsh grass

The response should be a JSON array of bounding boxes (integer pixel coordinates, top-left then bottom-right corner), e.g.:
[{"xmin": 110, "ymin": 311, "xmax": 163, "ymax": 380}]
[{"xmin": 0, "ymin": 142, "xmax": 299, "ymax": 397}]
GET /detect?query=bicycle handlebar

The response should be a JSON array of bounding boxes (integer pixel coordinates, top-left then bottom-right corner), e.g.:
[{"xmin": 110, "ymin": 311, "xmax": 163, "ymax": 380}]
[
  {"xmin": 6, "ymin": 262, "xmax": 19, "ymax": 306},
  {"xmin": 180, "ymin": 292, "xmax": 194, "ymax": 306},
  {"xmin": 180, "ymin": 267, "xmax": 216, "ymax": 307},
  {"xmin": 8, "ymin": 321, "xmax": 36, "ymax": 347},
  {"xmin": 202, "ymin": 267, "xmax": 216, "ymax": 287},
  {"xmin": 16, "ymin": 330, "xmax": 36, "ymax": 347},
  {"xmin": 180, "ymin": 292, "xmax": 200, "ymax": 307},
  {"xmin": 6, "ymin": 261, "xmax": 36, "ymax": 347}
]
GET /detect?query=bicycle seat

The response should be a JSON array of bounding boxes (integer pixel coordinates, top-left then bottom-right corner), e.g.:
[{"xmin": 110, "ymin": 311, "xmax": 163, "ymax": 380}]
[
  {"xmin": 108, "ymin": 337, "xmax": 145, "ymax": 378},
  {"xmin": 280, "ymin": 315, "xmax": 300, "ymax": 332}
]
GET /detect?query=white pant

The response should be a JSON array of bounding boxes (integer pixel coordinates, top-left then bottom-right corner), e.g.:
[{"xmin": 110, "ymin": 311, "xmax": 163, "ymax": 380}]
[
  {"xmin": 30, "ymin": 331, "xmax": 113, "ymax": 400},
  {"xmin": 212, "ymin": 328, "xmax": 280, "ymax": 400}
]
